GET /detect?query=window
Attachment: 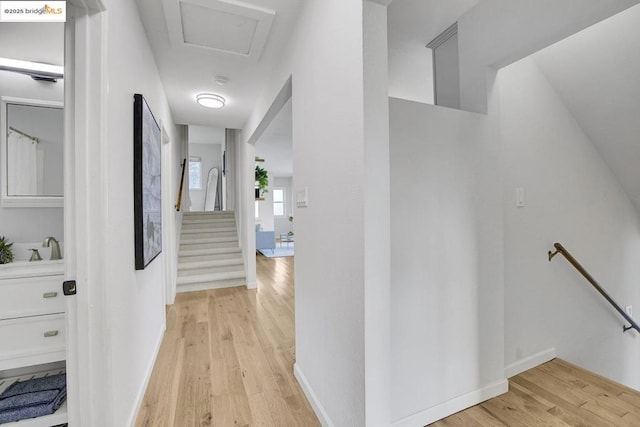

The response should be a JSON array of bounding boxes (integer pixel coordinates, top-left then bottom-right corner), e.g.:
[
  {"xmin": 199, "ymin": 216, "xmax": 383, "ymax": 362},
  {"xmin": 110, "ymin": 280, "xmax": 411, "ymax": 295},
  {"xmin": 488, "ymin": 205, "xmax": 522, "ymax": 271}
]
[
  {"xmin": 189, "ymin": 157, "xmax": 202, "ymax": 189},
  {"xmin": 273, "ymin": 188, "xmax": 285, "ymax": 216}
]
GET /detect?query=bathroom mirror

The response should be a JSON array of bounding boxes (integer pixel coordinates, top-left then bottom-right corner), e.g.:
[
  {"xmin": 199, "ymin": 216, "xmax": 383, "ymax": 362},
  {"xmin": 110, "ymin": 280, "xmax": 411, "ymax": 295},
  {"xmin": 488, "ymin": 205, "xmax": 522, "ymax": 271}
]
[{"xmin": 0, "ymin": 96, "xmax": 64, "ymax": 207}]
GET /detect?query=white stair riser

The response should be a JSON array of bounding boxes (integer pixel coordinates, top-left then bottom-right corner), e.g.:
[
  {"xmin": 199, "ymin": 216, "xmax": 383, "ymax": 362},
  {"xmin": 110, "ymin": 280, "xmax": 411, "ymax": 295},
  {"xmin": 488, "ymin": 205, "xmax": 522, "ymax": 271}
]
[
  {"xmin": 176, "ymin": 271, "xmax": 245, "ymax": 285},
  {"xmin": 182, "ymin": 227, "xmax": 237, "ymax": 236},
  {"xmin": 179, "ymin": 251, "xmax": 241, "ymax": 261},
  {"xmin": 180, "ymin": 236, "xmax": 238, "ymax": 245},
  {"xmin": 178, "ymin": 266, "xmax": 244, "ymax": 278},
  {"xmin": 176, "ymin": 278, "xmax": 246, "ymax": 293},
  {"xmin": 180, "ymin": 243, "xmax": 239, "ymax": 252},
  {"xmin": 178, "ymin": 258, "xmax": 243, "ymax": 270},
  {"xmin": 182, "ymin": 218, "xmax": 235, "ymax": 224},
  {"xmin": 179, "ymin": 249, "xmax": 241, "ymax": 258},
  {"xmin": 180, "ymin": 236, "xmax": 238, "ymax": 243},
  {"xmin": 183, "ymin": 211, "xmax": 234, "ymax": 216}
]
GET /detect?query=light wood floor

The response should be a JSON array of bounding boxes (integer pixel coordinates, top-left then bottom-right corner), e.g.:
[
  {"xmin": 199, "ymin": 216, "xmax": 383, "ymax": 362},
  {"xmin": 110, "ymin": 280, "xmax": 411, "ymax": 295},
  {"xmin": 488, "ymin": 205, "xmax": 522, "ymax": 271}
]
[
  {"xmin": 135, "ymin": 254, "xmax": 319, "ymax": 426},
  {"xmin": 430, "ymin": 358, "xmax": 640, "ymax": 426}
]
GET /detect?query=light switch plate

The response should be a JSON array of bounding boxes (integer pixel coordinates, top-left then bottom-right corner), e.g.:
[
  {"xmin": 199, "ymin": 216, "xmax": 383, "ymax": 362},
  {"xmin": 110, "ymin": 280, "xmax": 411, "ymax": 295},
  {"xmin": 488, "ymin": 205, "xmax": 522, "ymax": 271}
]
[
  {"xmin": 516, "ymin": 187, "xmax": 525, "ymax": 207},
  {"xmin": 296, "ymin": 187, "xmax": 309, "ymax": 208}
]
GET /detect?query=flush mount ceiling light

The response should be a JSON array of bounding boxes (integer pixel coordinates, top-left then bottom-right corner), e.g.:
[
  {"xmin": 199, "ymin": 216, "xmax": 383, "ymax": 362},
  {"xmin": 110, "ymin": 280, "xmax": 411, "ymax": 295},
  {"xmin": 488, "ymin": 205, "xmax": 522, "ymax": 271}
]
[
  {"xmin": 196, "ymin": 93, "xmax": 226, "ymax": 109},
  {"xmin": 0, "ymin": 57, "xmax": 64, "ymax": 82}
]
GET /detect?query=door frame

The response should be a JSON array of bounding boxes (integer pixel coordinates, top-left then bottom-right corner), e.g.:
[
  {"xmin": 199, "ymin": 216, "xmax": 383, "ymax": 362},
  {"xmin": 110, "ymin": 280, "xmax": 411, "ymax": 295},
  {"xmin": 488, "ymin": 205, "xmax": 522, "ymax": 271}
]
[
  {"xmin": 160, "ymin": 123, "xmax": 177, "ymax": 304},
  {"xmin": 65, "ymin": 2, "xmax": 111, "ymax": 425}
]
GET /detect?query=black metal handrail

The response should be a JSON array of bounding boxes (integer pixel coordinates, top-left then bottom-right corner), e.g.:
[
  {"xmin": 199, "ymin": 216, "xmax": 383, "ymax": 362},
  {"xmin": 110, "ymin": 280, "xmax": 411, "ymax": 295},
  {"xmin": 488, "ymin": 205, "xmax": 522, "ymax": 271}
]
[{"xmin": 549, "ymin": 242, "xmax": 639, "ymax": 333}]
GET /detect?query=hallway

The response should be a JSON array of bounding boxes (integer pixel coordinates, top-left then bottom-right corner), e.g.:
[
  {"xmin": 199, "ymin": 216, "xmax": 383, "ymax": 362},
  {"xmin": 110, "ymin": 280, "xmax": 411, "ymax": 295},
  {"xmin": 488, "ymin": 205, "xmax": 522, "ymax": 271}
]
[{"xmin": 135, "ymin": 255, "xmax": 318, "ymax": 426}]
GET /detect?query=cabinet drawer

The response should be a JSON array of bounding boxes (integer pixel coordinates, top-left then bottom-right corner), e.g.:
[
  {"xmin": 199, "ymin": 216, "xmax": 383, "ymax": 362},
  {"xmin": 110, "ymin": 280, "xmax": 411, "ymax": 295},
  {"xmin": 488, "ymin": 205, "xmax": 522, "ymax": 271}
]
[
  {"xmin": 0, "ymin": 276, "xmax": 64, "ymax": 319},
  {"xmin": 0, "ymin": 314, "xmax": 66, "ymax": 366}
]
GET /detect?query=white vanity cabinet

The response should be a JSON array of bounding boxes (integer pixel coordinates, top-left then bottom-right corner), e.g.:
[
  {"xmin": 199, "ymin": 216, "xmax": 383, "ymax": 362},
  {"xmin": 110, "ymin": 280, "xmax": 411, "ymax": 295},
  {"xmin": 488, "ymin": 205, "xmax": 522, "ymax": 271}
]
[{"xmin": 0, "ymin": 262, "xmax": 67, "ymax": 426}]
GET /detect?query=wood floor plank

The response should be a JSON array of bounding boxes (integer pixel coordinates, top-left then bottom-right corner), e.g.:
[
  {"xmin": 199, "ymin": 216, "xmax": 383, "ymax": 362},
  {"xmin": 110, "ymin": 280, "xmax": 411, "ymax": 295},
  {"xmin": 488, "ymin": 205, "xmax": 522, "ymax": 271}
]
[
  {"xmin": 432, "ymin": 359, "xmax": 640, "ymax": 427},
  {"xmin": 511, "ymin": 375, "xmax": 613, "ymax": 427},
  {"xmin": 555, "ymin": 359, "xmax": 640, "ymax": 397},
  {"xmin": 481, "ymin": 393, "xmax": 551, "ymax": 426},
  {"xmin": 135, "ymin": 255, "xmax": 318, "ymax": 426}
]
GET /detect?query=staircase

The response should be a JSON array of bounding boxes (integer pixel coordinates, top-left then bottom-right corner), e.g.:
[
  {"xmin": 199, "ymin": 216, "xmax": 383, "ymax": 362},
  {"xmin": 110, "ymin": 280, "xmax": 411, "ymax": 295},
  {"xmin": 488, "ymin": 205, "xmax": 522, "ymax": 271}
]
[{"xmin": 177, "ymin": 211, "xmax": 246, "ymax": 293}]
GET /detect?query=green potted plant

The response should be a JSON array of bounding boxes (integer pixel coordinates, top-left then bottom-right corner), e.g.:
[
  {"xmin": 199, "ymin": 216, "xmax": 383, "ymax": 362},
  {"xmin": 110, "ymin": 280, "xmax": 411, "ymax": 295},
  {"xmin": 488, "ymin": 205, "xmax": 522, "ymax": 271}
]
[
  {"xmin": 288, "ymin": 215, "xmax": 294, "ymax": 236},
  {"xmin": 255, "ymin": 165, "xmax": 269, "ymax": 198},
  {"xmin": 0, "ymin": 236, "xmax": 14, "ymax": 264}
]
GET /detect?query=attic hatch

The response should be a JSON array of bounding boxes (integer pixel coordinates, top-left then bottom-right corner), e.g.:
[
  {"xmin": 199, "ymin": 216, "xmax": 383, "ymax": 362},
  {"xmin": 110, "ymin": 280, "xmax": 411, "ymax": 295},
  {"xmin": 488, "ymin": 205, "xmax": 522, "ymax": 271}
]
[{"xmin": 163, "ymin": 0, "xmax": 275, "ymax": 61}]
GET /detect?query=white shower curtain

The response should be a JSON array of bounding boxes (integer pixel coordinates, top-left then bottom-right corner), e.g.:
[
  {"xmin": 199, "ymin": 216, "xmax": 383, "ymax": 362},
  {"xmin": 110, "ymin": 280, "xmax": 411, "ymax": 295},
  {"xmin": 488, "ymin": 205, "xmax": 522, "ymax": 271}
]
[{"xmin": 7, "ymin": 129, "xmax": 38, "ymax": 195}]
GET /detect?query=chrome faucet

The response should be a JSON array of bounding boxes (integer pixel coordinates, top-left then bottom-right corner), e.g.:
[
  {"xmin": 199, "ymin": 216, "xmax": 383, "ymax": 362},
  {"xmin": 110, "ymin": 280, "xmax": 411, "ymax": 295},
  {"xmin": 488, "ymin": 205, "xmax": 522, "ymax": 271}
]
[{"xmin": 42, "ymin": 237, "xmax": 62, "ymax": 260}]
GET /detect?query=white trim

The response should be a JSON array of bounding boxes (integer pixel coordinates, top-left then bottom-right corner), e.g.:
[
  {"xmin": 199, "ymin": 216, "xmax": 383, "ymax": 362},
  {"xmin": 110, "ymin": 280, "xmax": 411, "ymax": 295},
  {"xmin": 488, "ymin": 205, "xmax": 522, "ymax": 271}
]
[
  {"xmin": 391, "ymin": 379, "xmax": 508, "ymax": 427},
  {"xmin": 426, "ymin": 22, "xmax": 458, "ymax": 50},
  {"xmin": 245, "ymin": 280, "xmax": 257, "ymax": 289},
  {"xmin": 160, "ymin": 122, "xmax": 177, "ymax": 305},
  {"xmin": 294, "ymin": 363, "xmax": 335, "ymax": 427},
  {"xmin": 65, "ymin": 5, "xmax": 111, "ymax": 426},
  {"xmin": 127, "ymin": 323, "xmax": 166, "ymax": 426},
  {"xmin": 504, "ymin": 348, "xmax": 556, "ymax": 379},
  {"xmin": 247, "ymin": 77, "xmax": 291, "ymax": 144}
]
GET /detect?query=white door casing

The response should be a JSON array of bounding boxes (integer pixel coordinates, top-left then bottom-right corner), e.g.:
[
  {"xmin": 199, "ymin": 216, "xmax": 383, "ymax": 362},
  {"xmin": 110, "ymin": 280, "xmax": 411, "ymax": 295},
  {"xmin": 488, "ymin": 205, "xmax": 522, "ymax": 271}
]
[{"xmin": 65, "ymin": 2, "xmax": 111, "ymax": 426}]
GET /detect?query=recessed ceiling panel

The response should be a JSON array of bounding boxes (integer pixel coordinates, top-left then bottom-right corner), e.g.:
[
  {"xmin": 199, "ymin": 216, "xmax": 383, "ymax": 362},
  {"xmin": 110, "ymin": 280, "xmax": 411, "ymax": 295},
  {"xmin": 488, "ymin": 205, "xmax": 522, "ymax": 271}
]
[
  {"xmin": 163, "ymin": 0, "xmax": 275, "ymax": 61},
  {"xmin": 180, "ymin": 3, "xmax": 258, "ymax": 54}
]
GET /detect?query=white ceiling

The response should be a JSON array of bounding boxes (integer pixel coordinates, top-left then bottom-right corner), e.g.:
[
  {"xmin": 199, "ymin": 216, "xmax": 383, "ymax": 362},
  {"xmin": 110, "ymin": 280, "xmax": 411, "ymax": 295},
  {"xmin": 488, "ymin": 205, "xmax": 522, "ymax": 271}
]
[
  {"xmin": 387, "ymin": 0, "xmax": 480, "ymax": 104},
  {"xmin": 533, "ymin": 4, "xmax": 640, "ymax": 210},
  {"xmin": 135, "ymin": 0, "xmax": 301, "ymax": 129},
  {"xmin": 388, "ymin": 0, "xmax": 480, "ymax": 48},
  {"xmin": 255, "ymin": 97, "xmax": 292, "ymax": 177}
]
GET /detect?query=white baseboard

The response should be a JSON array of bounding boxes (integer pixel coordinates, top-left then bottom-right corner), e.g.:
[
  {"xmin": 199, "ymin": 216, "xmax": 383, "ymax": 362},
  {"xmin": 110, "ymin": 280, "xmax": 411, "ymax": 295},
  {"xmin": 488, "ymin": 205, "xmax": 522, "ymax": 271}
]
[
  {"xmin": 504, "ymin": 348, "xmax": 556, "ymax": 379},
  {"xmin": 246, "ymin": 280, "xmax": 257, "ymax": 289},
  {"xmin": 391, "ymin": 379, "xmax": 508, "ymax": 427},
  {"xmin": 127, "ymin": 322, "xmax": 166, "ymax": 426},
  {"xmin": 294, "ymin": 363, "xmax": 335, "ymax": 427}
]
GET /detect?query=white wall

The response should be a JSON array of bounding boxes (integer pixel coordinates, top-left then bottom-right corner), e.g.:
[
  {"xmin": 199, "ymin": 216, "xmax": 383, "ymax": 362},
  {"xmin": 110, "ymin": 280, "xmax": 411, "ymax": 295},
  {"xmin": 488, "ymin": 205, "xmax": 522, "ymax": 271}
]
[
  {"xmin": 458, "ymin": 0, "xmax": 639, "ymax": 113},
  {"xmin": 363, "ymin": 2, "xmax": 392, "ymax": 424},
  {"xmin": 500, "ymin": 57, "xmax": 640, "ymax": 388},
  {"xmin": 0, "ymin": 24, "xmax": 64, "ymax": 244},
  {"xmin": 273, "ymin": 176, "xmax": 293, "ymax": 236},
  {"xmin": 255, "ymin": 174, "xmax": 275, "ymax": 232},
  {"xmin": 188, "ymin": 143, "xmax": 222, "ymax": 211},
  {"xmin": 102, "ymin": 0, "xmax": 184, "ymax": 424},
  {"xmin": 389, "ymin": 97, "xmax": 505, "ymax": 425},
  {"xmin": 387, "ymin": 44, "xmax": 434, "ymax": 105},
  {"xmin": 243, "ymin": 0, "xmax": 368, "ymax": 424}
]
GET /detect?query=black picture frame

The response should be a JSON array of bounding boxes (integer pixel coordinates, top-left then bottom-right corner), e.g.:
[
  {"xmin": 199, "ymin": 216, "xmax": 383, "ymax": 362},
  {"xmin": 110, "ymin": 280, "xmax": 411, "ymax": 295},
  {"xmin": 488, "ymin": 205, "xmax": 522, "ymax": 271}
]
[{"xmin": 133, "ymin": 94, "xmax": 162, "ymax": 270}]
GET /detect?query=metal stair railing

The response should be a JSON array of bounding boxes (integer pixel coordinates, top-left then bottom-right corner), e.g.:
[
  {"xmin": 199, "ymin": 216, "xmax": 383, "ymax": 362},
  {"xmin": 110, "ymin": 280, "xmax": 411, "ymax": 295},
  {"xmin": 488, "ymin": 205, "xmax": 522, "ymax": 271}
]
[{"xmin": 549, "ymin": 242, "xmax": 639, "ymax": 333}]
